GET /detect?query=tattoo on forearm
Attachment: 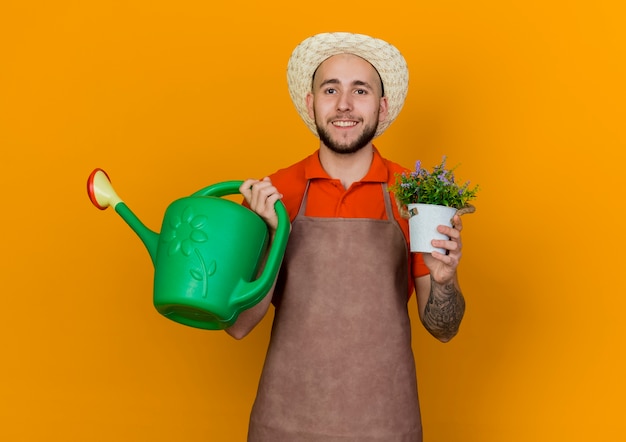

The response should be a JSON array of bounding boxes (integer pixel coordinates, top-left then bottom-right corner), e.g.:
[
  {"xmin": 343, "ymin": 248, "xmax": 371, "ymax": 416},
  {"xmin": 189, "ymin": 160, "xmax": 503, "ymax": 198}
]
[{"xmin": 422, "ymin": 276, "xmax": 466, "ymax": 341}]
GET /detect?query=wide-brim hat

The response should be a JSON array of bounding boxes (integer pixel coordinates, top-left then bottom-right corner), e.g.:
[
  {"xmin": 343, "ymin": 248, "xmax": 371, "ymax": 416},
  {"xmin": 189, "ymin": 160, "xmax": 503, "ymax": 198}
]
[{"xmin": 287, "ymin": 32, "xmax": 409, "ymax": 139}]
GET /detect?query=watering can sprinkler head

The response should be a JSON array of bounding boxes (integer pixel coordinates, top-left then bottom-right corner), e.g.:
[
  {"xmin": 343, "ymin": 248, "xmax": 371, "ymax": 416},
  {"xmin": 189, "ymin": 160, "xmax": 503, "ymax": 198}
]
[{"xmin": 87, "ymin": 168, "xmax": 123, "ymax": 210}]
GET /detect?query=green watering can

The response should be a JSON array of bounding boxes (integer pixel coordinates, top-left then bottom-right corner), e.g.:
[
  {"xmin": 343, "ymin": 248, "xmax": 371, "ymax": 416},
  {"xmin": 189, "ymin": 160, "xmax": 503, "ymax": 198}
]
[{"xmin": 87, "ymin": 168, "xmax": 290, "ymax": 330}]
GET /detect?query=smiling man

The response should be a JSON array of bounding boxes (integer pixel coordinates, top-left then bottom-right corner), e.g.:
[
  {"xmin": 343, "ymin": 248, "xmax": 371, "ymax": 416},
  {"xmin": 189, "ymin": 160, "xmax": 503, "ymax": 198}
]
[{"xmin": 227, "ymin": 32, "xmax": 468, "ymax": 442}]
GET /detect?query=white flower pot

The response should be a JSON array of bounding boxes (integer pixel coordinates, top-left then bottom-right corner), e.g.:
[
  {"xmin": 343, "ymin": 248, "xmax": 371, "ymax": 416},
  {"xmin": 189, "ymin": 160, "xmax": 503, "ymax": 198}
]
[{"xmin": 407, "ymin": 203, "xmax": 457, "ymax": 254}]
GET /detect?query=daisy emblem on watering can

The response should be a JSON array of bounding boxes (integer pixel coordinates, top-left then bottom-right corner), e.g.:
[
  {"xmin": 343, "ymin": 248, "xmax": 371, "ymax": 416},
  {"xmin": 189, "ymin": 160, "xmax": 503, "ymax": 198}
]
[{"xmin": 87, "ymin": 169, "xmax": 290, "ymax": 330}]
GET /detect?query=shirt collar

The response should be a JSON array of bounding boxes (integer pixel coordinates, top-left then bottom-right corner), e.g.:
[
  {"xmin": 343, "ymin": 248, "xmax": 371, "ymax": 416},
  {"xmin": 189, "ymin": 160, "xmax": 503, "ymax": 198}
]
[{"xmin": 304, "ymin": 146, "xmax": 389, "ymax": 183}]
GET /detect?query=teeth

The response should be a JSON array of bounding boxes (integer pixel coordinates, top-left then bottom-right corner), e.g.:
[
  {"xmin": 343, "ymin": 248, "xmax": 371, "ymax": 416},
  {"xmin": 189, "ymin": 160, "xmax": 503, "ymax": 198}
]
[{"xmin": 333, "ymin": 121, "xmax": 357, "ymax": 127}]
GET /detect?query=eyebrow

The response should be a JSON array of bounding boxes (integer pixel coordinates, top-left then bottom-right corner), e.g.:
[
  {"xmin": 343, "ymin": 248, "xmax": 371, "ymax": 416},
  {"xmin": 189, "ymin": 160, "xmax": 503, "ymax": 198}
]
[{"xmin": 317, "ymin": 78, "xmax": 375, "ymax": 90}]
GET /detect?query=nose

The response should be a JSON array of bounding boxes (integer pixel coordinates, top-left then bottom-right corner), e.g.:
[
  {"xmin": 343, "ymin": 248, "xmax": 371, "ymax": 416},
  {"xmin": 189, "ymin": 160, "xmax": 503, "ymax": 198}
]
[{"xmin": 336, "ymin": 92, "xmax": 353, "ymax": 112}]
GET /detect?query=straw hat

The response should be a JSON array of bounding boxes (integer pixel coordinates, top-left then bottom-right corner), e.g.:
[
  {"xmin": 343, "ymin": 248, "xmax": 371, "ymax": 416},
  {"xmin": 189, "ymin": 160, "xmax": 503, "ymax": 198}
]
[{"xmin": 287, "ymin": 32, "xmax": 409, "ymax": 138}]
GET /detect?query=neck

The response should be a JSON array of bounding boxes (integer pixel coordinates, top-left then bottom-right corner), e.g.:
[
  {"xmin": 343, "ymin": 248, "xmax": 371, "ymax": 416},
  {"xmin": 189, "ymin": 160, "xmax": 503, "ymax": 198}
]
[{"xmin": 318, "ymin": 144, "xmax": 374, "ymax": 189}]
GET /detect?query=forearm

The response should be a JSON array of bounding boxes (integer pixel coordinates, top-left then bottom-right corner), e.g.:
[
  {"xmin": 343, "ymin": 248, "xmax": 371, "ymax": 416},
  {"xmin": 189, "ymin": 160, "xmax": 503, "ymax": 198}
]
[
  {"xmin": 225, "ymin": 284, "xmax": 275, "ymax": 339},
  {"xmin": 421, "ymin": 275, "xmax": 466, "ymax": 342},
  {"xmin": 225, "ymin": 232, "xmax": 280, "ymax": 340}
]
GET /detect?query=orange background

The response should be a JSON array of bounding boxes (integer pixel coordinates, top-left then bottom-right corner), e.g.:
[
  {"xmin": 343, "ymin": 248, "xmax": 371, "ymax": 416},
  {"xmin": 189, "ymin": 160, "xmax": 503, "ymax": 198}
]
[{"xmin": 1, "ymin": 1, "xmax": 625, "ymax": 440}]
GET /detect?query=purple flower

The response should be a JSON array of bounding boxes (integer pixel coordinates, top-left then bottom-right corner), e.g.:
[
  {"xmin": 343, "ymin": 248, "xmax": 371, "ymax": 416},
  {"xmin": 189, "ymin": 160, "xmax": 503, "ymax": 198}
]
[{"xmin": 411, "ymin": 160, "xmax": 421, "ymax": 178}]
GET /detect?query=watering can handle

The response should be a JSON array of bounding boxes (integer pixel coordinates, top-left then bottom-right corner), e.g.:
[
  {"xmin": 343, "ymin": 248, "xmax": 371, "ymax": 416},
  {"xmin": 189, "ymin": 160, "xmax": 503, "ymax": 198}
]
[
  {"xmin": 192, "ymin": 180, "xmax": 290, "ymax": 309},
  {"xmin": 191, "ymin": 180, "xmax": 246, "ymax": 199},
  {"xmin": 191, "ymin": 180, "xmax": 289, "ymax": 222}
]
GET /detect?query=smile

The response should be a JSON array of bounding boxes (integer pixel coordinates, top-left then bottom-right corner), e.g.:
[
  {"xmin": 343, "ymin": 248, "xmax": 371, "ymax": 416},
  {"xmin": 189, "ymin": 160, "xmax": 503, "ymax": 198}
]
[{"xmin": 332, "ymin": 120, "xmax": 358, "ymax": 127}]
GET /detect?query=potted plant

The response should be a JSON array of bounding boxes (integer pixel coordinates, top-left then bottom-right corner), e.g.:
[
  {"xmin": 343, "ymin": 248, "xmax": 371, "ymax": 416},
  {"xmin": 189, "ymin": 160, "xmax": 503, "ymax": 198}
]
[{"xmin": 391, "ymin": 156, "xmax": 479, "ymax": 254}]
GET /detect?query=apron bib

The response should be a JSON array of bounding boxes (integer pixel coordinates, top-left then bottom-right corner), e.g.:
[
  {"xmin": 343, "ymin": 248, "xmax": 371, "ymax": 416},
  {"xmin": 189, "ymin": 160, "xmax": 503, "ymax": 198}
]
[{"xmin": 248, "ymin": 183, "xmax": 422, "ymax": 441}]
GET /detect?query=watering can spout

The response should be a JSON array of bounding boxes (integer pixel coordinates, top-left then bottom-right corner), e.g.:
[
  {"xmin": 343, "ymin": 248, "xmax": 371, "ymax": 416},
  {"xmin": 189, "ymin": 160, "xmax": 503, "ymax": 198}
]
[
  {"xmin": 87, "ymin": 169, "xmax": 159, "ymax": 264},
  {"xmin": 113, "ymin": 204, "xmax": 159, "ymax": 265}
]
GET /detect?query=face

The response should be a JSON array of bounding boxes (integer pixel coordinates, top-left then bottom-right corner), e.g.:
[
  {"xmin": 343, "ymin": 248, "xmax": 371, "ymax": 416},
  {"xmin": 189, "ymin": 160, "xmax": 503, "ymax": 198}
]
[{"xmin": 306, "ymin": 54, "xmax": 388, "ymax": 154}]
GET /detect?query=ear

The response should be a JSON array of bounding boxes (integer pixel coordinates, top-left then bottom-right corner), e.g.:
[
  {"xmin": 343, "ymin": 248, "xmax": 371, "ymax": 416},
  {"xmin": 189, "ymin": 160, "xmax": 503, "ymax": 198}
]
[
  {"xmin": 306, "ymin": 92, "xmax": 315, "ymax": 119},
  {"xmin": 378, "ymin": 96, "xmax": 389, "ymax": 123}
]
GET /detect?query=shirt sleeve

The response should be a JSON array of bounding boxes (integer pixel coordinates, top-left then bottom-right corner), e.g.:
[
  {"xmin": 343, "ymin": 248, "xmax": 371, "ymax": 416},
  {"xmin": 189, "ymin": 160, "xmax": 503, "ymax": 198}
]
[{"xmin": 411, "ymin": 252, "xmax": 430, "ymax": 278}]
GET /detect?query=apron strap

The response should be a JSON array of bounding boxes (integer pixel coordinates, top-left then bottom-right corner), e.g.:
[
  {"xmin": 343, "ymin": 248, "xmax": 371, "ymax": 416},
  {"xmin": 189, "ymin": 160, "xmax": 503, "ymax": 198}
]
[
  {"xmin": 296, "ymin": 181, "xmax": 312, "ymax": 217},
  {"xmin": 381, "ymin": 182, "xmax": 394, "ymax": 221}
]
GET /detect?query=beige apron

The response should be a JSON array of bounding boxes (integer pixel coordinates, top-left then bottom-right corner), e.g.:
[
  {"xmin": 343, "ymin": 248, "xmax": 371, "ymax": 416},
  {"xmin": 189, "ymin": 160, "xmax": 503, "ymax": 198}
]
[{"xmin": 248, "ymin": 183, "xmax": 422, "ymax": 442}]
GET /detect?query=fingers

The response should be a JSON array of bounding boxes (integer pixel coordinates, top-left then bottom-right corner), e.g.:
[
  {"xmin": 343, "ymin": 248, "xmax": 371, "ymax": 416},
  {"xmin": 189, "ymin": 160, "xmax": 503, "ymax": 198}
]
[
  {"xmin": 241, "ymin": 177, "xmax": 280, "ymax": 201},
  {"xmin": 431, "ymin": 219, "xmax": 463, "ymax": 261},
  {"xmin": 239, "ymin": 179, "xmax": 257, "ymax": 204},
  {"xmin": 249, "ymin": 178, "xmax": 282, "ymax": 208},
  {"xmin": 452, "ymin": 214, "xmax": 463, "ymax": 231},
  {"xmin": 240, "ymin": 177, "xmax": 283, "ymax": 232}
]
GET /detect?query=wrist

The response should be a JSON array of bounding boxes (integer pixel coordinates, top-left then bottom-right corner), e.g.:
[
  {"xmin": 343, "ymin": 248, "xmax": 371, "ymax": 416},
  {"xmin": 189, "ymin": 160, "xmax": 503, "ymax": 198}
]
[{"xmin": 430, "ymin": 273, "xmax": 457, "ymax": 288}]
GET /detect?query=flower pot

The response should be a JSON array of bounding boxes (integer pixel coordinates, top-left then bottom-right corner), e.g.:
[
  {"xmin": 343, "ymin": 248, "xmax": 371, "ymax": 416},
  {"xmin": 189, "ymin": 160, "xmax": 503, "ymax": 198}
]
[{"xmin": 407, "ymin": 203, "xmax": 457, "ymax": 254}]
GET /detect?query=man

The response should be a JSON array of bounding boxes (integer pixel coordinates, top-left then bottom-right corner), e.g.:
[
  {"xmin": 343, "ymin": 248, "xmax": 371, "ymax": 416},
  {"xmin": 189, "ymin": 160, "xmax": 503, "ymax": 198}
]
[{"xmin": 227, "ymin": 32, "xmax": 466, "ymax": 442}]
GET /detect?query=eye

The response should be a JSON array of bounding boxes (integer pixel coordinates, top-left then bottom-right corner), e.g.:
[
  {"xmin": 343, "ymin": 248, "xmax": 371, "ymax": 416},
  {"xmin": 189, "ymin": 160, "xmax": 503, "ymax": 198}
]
[
  {"xmin": 324, "ymin": 88, "xmax": 337, "ymax": 94},
  {"xmin": 355, "ymin": 89, "xmax": 367, "ymax": 95}
]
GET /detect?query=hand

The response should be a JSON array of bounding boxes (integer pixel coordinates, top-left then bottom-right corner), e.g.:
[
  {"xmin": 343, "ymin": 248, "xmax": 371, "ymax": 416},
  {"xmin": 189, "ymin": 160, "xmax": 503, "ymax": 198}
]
[
  {"xmin": 421, "ymin": 214, "xmax": 463, "ymax": 284},
  {"xmin": 240, "ymin": 177, "xmax": 283, "ymax": 233}
]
